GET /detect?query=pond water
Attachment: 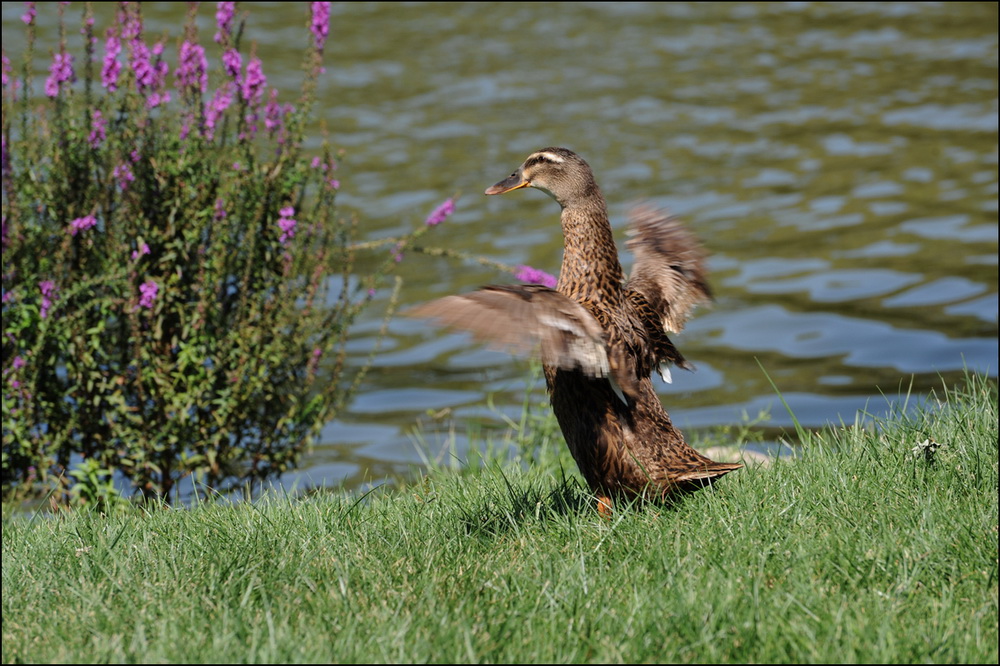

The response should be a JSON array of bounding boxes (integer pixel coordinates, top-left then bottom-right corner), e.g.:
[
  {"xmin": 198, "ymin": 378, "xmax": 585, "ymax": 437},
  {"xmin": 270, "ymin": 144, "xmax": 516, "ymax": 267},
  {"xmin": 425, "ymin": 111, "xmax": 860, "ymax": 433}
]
[{"xmin": 5, "ymin": 2, "xmax": 998, "ymax": 494}]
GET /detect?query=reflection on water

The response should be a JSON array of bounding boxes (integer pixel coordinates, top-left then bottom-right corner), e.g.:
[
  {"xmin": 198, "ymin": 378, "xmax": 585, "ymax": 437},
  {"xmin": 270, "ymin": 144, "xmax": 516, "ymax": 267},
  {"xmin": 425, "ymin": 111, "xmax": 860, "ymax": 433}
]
[
  {"xmin": 317, "ymin": 1, "xmax": 998, "ymax": 491},
  {"xmin": 5, "ymin": 2, "xmax": 997, "ymax": 493}
]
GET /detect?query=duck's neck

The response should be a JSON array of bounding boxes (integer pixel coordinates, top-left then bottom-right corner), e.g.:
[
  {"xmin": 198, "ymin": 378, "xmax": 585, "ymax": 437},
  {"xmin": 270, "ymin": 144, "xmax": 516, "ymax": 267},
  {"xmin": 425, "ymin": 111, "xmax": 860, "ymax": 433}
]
[{"xmin": 556, "ymin": 189, "xmax": 625, "ymax": 305}]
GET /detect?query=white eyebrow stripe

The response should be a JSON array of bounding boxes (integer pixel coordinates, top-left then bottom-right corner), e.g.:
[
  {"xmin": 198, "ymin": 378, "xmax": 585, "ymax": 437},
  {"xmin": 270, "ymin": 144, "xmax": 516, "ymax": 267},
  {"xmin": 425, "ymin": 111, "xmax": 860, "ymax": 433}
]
[{"xmin": 533, "ymin": 151, "xmax": 565, "ymax": 164}]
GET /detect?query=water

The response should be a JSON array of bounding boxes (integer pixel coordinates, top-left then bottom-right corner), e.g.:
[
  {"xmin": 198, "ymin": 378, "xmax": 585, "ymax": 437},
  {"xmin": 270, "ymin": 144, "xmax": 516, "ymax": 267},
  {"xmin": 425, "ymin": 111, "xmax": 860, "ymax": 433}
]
[{"xmin": 5, "ymin": 2, "xmax": 997, "ymax": 493}]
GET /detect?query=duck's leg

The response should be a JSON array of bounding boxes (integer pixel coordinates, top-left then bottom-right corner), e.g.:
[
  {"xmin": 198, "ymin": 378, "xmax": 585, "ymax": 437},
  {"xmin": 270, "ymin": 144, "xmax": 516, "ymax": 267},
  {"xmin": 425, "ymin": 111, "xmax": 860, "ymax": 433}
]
[{"xmin": 596, "ymin": 495, "xmax": 613, "ymax": 519}]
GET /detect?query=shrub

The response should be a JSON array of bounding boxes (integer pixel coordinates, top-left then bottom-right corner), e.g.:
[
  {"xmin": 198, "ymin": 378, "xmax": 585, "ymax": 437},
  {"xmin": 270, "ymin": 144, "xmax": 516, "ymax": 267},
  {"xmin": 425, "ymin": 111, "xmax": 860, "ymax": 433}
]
[{"xmin": 1, "ymin": 2, "xmax": 452, "ymax": 504}]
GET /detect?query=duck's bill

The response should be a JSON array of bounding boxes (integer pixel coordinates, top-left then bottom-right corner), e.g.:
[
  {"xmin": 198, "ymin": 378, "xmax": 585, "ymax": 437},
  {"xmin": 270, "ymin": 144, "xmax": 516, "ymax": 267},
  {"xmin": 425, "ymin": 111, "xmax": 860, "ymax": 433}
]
[{"xmin": 485, "ymin": 174, "xmax": 530, "ymax": 195}]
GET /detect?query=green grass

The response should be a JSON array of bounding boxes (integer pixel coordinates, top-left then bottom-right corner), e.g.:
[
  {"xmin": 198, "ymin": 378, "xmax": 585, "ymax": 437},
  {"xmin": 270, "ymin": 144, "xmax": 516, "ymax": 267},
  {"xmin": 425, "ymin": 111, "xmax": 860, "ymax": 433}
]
[{"xmin": 2, "ymin": 372, "xmax": 997, "ymax": 663}]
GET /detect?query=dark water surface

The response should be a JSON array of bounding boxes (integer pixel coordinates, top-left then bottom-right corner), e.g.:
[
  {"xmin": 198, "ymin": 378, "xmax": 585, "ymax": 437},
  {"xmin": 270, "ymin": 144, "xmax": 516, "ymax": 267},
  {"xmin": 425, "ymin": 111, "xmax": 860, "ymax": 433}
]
[{"xmin": 5, "ymin": 2, "xmax": 997, "ymax": 493}]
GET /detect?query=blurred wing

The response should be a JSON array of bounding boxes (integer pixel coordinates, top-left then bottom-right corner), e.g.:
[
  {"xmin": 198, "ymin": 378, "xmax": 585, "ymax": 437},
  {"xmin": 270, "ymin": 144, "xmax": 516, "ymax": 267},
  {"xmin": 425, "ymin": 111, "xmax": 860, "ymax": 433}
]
[
  {"xmin": 625, "ymin": 289, "xmax": 695, "ymax": 383},
  {"xmin": 408, "ymin": 284, "xmax": 613, "ymax": 379},
  {"xmin": 625, "ymin": 205, "xmax": 712, "ymax": 333}
]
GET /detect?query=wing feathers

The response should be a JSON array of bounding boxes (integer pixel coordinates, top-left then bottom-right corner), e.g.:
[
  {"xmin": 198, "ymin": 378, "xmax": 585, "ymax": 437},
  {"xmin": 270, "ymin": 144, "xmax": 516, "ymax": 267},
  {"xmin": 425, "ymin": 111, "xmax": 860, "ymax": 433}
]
[
  {"xmin": 408, "ymin": 284, "xmax": 614, "ymax": 380},
  {"xmin": 626, "ymin": 206, "xmax": 712, "ymax": 333}
]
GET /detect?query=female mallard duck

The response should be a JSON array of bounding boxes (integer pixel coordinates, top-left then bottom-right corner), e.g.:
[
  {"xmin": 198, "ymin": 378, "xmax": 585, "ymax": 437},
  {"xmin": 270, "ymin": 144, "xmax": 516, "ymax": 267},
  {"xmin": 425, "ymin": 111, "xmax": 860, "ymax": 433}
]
[{"xmin": 413, "ymin": 147, "xmax": 741, "ymax": 513}]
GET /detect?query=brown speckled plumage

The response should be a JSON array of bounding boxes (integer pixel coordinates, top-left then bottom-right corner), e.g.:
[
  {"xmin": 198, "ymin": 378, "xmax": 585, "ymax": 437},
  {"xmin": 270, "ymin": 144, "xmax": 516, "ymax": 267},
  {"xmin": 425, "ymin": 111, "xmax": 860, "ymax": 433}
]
[{"xmin": 411, "ymin": 147, "xmax": 740, "ymax": 507}]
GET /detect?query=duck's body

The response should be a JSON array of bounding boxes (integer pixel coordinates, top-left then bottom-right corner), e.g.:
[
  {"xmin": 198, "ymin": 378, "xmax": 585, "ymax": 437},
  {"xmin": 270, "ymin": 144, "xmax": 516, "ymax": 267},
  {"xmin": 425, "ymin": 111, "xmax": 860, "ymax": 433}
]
[{"xmin": 413, "ymin": 148, "xmax": 740, "ymax": 508}]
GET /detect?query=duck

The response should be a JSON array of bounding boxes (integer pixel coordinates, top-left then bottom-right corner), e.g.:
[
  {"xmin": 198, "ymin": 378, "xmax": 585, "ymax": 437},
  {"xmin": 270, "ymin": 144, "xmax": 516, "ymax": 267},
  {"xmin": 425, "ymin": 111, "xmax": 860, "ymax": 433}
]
[{"xmin": 412, "ymin": 147, "xmax": 741, "ymax": 514}]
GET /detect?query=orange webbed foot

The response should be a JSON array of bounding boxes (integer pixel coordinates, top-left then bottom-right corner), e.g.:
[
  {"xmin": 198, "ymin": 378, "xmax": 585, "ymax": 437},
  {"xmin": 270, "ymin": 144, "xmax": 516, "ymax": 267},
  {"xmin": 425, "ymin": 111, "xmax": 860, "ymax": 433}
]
[{"xmin": 596, "ymin": 495, "xmax": 613, "ymax": 519}]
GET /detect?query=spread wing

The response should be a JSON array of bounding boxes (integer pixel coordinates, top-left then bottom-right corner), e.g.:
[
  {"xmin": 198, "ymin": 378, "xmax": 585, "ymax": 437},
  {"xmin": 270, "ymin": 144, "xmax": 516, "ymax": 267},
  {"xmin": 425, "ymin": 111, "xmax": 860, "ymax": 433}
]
[
  {"xmin": 625, "ymin": 206, "xmax": 712, "ymax": 334},
  {"xmin": 408, "ymin": 284, "xmax": 615, "ymax": 380},
  {"xmin": 625, "ymin": 289, "xmax": 694, "ymax": 383}
]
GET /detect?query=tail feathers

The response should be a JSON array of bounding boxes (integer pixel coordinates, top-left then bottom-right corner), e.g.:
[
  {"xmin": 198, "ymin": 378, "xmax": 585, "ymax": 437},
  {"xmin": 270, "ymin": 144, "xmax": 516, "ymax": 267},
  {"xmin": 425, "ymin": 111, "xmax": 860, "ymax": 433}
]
[{"xmin": 672, "ymin": 461, "xmax": 742, "ymax": 483}]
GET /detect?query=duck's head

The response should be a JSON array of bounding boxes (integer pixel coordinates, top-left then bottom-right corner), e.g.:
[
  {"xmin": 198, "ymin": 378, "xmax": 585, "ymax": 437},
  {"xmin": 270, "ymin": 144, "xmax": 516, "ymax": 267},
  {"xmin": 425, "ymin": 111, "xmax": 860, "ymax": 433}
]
[{"xmin": 485, "ymin": 147, "xmax": 599, "ymax": 208}]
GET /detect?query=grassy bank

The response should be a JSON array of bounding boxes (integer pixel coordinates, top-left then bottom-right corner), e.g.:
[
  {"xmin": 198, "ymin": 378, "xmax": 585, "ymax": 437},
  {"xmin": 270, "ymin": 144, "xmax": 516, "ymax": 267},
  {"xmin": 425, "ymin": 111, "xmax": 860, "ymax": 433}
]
[{"xmin": 2, "ymin": 372, "xmax": 997, "ymax": 663}]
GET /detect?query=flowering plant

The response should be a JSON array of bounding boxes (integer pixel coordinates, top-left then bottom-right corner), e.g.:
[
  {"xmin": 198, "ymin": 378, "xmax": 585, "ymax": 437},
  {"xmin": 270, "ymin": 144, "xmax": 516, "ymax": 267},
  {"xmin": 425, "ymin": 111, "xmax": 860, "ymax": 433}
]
[{"xmin": 1, "ymin": 2, "xmax": 446, "ymax": 504}]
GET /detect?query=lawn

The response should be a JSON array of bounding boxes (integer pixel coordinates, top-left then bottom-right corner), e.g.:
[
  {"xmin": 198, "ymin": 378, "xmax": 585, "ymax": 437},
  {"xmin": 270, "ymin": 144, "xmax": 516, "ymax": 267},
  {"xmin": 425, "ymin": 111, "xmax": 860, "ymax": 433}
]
[{"xmin": 2, "ymin": 372, "xmax": 996, "ymax": 663}]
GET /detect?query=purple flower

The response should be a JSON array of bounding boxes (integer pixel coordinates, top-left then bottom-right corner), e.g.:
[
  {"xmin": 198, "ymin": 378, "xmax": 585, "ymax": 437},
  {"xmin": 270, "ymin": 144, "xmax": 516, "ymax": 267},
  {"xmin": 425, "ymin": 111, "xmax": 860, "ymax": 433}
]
[
  {"xmin": 69, "ymin": 215, "xmax": 97, "ymax": 236},
  {"xmin": 88, "ymin": 110, "xmax": 107, "ymax": 148},
  {"xmin": 311, "ymin": 2, "xmax": 331, "ymax": 51},
  {"xmin": 7, "ymin": 356, "xmax": 27, "ymax": 390},
  {"xmin": 146, "ymin": 91, "xmax": 170, "ymax": 108},
  {"xmin": 215, "ymin": 1, "xmax": 236, "ymax": 44},
  {"xmin": 120, "ymin": 7, "xmax": 142, "ymax": 41},
  {"xmin": 7, "ymin": 355, "xmax": 27, "ymax": 389},
  {"xmin": 203, "ymin": 83, "xmax": 234, "ymax": 139},
  {"xmin": 151, "ymin": 56, "xmax": 171, "ymax": 102},
  {"xmin": 425, "ymin": 198, "xmax": 455, "ymax": 226},
  {"xmin": 277, "ymin": 206, "xmax": 297, "ymax": 245},
  {"xmin": 21, "ymin": 2, "xmax": 35, "ymax": 25},
  {"xmin": 129, "ymin": 37, "xmax": 170, "ymax": 107},
  {"xmin": 214, "ymin": 198, "xmax": 227, "ymax": 220},
  {"xmin": 131, "ymin": 242, "xmax": 150, "ymax": 261},
  {"xmin": 39, "ymin": 280, "xmax": 56, "ymax": 319},
  {"xmin": 222, "ymin": 48, "xmax": 241, "ymax": 81},
  {"xmin": 101, "ymin": 31, "xmax": 122, "ymax": 91},
  {"xmin": 312, "ymin": 156, "xmax": 338, "ymax": 182},
  {"xmin": 2, "ymin": 53, "xmax": 11, "ymax": 88},
  {"xmin": 44, "ymin": 52, "xmax": 74, "ymax": 98},
  {"xmin": 264, "ymin": 89, "xmax": 294, "ymax": 137},
  {"xmin": 113, "ymin": 163, "xmax": 134, "ymax": 190},
  {"xmin": 138, "ymin": 280, "xmax": 158, "ymax": 309},
  {"xmin": 514, "ymin": 265, "xmax": 557, "ymax": 289},
  {"xmin": 175, "ymin": 40, "xmax": 208, "ymax": 94},
  {"xmin": 130, "ymin": 39, "xmax": 155, "ymax": 87},
  {"xmin": 241, "ymin": 56, "xmax": 266, "ymax": 106}
]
